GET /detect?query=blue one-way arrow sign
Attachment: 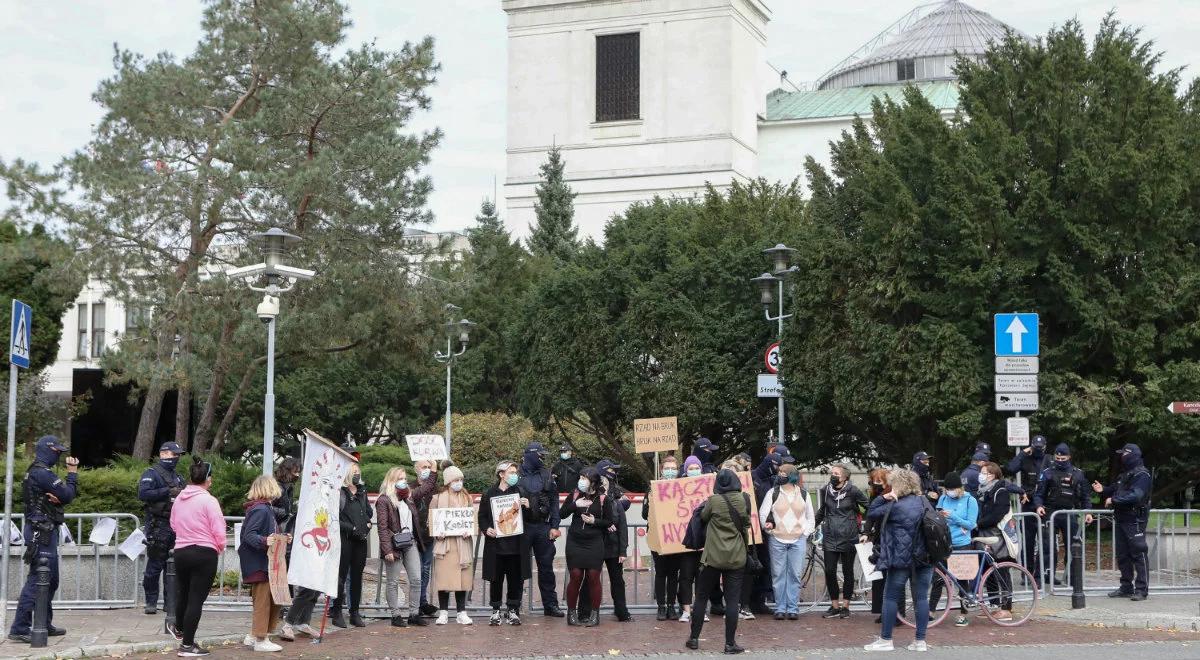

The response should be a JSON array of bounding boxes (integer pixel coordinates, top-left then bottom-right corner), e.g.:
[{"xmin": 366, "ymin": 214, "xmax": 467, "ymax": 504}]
[
  {"xmin": 994, "ymin": 313, "xmax": 1039, "ymax": 357},
  {"xmin": 9, "ymin": 300, "xmax": 32, "ymax": 369}
]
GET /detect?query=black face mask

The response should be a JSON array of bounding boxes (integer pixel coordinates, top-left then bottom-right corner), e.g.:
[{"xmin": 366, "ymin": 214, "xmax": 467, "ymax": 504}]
[{"xmin": 829, "ymin": 475, "xmax": 840, "ymax": 487}]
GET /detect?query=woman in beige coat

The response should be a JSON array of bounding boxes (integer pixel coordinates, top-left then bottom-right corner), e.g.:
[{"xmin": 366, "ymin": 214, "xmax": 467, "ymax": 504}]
[{"xmin": 429, "ymin": 466, "xmax": 476, "ymax": 625}]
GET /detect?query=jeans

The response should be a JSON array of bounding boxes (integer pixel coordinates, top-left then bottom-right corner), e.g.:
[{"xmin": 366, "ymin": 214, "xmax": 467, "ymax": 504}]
[
  {"xmin": 419, "ymin": 544, "xmax": 434, "ymax": 607},
  {"xmin": 690, "ymin": 565, "xmax": 743, "ymax": 646},
  {"xmin": 173, "ymin": 545, "xmax": 218, "ymax": 647},
  {"xmin": 881, "ymin": 565, "xmax": 932, "ymax": 641},
  {"xmin": 384, "ymin": 545, "xmax": 422, "ymax": 617},
  {"xmin": 767, "ymin": 536, "xmax": 806, "ymax": 614}
]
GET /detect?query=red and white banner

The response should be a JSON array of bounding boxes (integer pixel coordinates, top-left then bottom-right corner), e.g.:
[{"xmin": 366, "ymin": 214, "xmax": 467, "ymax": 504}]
[{"xmin": 288, "ymin": 429, "xmax": 356, "ymax": 595}]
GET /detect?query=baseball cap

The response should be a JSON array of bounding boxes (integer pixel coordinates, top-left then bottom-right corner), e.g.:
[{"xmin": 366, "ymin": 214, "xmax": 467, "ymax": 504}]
[
  {"xmin": 595, "ymin": 459, "xmax": 621, "ymax": 479},
  {"xmin": 1054, "ymin": 443, "xmax": 1071, "ymax": 456},
  {"xmin": 37, "ymin": 435, "xmax": 67, "ymax": 453},
  {"xmin": 1116, "ymin": 443, "xmax": 1140, "ymax": 455},
  {"xmin": 695, "ymin": 437, "xmax": 718, "ymax": 450},
  {"xmin": 1031, "ymin": 435, "xmax": 1047, "ymax": 449},
  {"xmin": 159, "ymin": 442, "xmax": 183, "ymax": 454},
  {"xmin": 913, "ymin": 451, "xmax": 932, "ymax": 462},
  {"xmin": 972, "ymin": 451, "xmax": 989, "ymax": 462},
  {"xmin": 525, "ymin": 442, "xmax": 548, "ymax": 455},
  {"xmin": 975, "ymin": 441, "xmax": 992, "ymax": 453}
]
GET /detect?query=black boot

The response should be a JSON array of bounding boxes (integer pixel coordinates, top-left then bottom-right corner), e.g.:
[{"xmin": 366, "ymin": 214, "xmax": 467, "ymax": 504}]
[
  {"xmin": 656, "ymin": 605, "xmax": 668, "ymax": 621},
  {"xmin": 349, "ymin": 612, "xmax": 366, "ymax": 627},
  {"xmin": 586, "ymin": 609, "xmax": 600, "ymax": 627},
  {"xmin": 1108, "ymin": 588, "xmax": 1134, "ymax": 598},
  {"xmin": 407, "ymin": 614, "xmax": 429, "ymax": 627},
  {"xmin": 330, "ymin": 610, "xmax": 348, "ymax": 628},
  {"xmin": 668, "ymin": 604, "xmax": 680, "ymax": 620},
  {"xmin": 567, "ymin": 609, "xmax": 580, "ymax": 626},
  {"xmin": 391, "ymin": 615, "xmax": 408, "ymax": 627},
  {"xmin": 544, "ymin": 604, "xmax": 566, "ymax": 618},
  {"xmin": 724, "ymin": 642, "xmax": 745, "ymax": 654}
]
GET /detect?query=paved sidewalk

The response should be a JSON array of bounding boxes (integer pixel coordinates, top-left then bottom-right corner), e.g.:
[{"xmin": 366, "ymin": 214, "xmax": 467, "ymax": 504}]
[
  {"xmin": 0, "ymin": 609, "xmax": 246, "ymax": 659},
  {"xmin": 1039, "ymin": 593, "xmax": 1200, "ymax": 630}
]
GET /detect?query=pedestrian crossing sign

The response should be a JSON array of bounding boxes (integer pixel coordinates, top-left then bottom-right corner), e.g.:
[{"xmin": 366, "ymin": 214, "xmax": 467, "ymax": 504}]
[{"xmin": 10, "ymin": 299, "xmax": 31, "ymax": 369}]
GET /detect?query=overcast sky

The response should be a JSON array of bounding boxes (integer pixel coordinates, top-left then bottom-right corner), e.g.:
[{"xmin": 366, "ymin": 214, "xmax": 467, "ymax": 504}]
[{"xmin": 1, "ymin": 1, "xmax": 1196, "ymax": 236}]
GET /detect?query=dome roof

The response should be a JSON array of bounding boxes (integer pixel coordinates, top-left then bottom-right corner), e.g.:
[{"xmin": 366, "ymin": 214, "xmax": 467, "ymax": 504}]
[{"xmin": 818, "ymin": 0, "xmax": 1028, "ymax": 90}]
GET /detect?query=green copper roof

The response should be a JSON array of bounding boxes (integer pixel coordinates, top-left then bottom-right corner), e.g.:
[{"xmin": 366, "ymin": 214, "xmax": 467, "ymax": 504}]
[{"xmin": 763, "ymin": 81, "xmax": 960, "ymax": 122}]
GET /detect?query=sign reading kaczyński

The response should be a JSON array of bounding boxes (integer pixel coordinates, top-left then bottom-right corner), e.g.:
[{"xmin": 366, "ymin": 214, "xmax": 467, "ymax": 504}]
[{"xmin": 646, "ymin": 471, "xmax": 759, "ymax": 555}]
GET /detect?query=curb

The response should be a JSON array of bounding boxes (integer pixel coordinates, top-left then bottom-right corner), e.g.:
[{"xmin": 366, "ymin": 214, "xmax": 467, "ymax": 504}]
[{"xmin": 24, "ymin": 633, "xmax": 244, "ymax": 659}]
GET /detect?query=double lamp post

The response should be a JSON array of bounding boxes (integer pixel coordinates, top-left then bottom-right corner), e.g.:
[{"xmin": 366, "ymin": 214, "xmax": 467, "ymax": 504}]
[
  {"xmin": 434, "ymin": 304, "xmax": 474, "ymax": 457},
  {"xmin": 751, "ymin": 243, "xmax": 799, "ymax": 445}
]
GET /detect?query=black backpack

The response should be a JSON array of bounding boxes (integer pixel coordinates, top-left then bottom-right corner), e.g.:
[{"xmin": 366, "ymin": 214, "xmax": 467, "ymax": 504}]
[
  {"xmin": 682, "ymin": 503, "xmax": 707, "ymax": 550},
  {"xmin": 920, "ymin": 498, "xmax": 953, "ymax": 564}
]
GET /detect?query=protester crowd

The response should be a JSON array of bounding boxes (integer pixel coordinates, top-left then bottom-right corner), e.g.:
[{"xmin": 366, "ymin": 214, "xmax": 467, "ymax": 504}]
[{"xmin": 5, "ymin": 433, "xmax": 1153, "ymax": 657}]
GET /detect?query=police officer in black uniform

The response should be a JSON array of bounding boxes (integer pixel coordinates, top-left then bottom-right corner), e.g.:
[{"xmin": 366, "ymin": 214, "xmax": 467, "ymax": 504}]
[
  {"xmin": 138, "ymin": 441, "xmax": 185, "ymax": 614},
  {"xmin": 518, "ymin": 442, "xmax": 565, "ymax": 617},
  {"xmin": 1093, "ymin": 443, "xmax": 1152, "ymax": 601},
  {"xmin": 1034, "ymin": 443, "xmax": 1093, "ymax": 585},
  {"xmin": 1005, "ymin": 434, "xmax": 1051, "ymax": 576},
  {"xmin": 551, "ymin": 445, "xmax": 585, "ymax": 496},
  {"xmin": 7, "ymin": 436, "xmax": 78, "ymax": 644},
  {"xmin": 912, "ymin": 451, "xmax": 939, "ymax": 502}
]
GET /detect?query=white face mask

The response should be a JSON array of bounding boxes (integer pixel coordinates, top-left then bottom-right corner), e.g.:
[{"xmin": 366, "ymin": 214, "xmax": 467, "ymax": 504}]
[
  {"xmin": 978, "ymin": 473, "xmax": 992, "ymax": 486},
  {"xmin": 450, "ymin": 481, "xmax": 464, "ymax": 492}
]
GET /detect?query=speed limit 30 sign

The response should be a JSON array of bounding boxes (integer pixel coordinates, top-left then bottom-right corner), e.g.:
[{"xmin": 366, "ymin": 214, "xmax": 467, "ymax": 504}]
[{"xmin": 764, "ymin": 342, "xmax": 780, "ymax": 374}]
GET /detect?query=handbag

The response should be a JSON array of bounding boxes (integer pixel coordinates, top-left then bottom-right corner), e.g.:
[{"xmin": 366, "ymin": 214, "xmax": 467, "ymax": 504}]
[
  {"xmin": 721, "ymin": 492, "xmax": 762, "ymax": 575},
  {"xmin": 391, "ymin": 504, "xmax": 415, "ymax": 551}
]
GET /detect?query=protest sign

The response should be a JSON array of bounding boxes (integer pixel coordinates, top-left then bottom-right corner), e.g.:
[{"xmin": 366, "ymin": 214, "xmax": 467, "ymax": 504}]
[
  {"xmin": 646, "ymin": 471, "xmax": 758, "ymax": 555},
  {"xmin": 268, "ymin": 534, "xmax": 293, "ymax": 605},
  {"xmin": 406, "ymin": 434, "xmax": 449, "ymax": 462},
  {"xmin": 490, "ymin": 493, "xmax": 524, "ymax": 538},
  {"xmin": 947, "ymin": 553, "xmax": 981, "ymax": 580},
  {"xmin": 288, "ymin": 429, "xmax": 356, "ymax": 595},
  {"xmin": 431, "ymin": 507, "xmax": 476, "ymax": 537},
  {"xmin": 118, "ymin": 528, "xmax": 146, "ymax": 560},
  {"xmin": 633, "ymin": 417, "xmax": 678, "ymax": 454}
]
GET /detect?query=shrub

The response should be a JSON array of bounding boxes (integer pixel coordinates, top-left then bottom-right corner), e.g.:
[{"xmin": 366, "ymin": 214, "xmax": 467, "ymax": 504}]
[
  {"xmin": 428, "ymin": 412, "xmax": 608, "ymax": 468},
  {"xmin": 461, "ymin": 463, "xmax": 497, "ymax": 494}
]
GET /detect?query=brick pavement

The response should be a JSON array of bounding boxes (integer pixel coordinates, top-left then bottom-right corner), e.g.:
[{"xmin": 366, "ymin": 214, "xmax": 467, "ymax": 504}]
[{"xmin": 0, "ymin": 609, "xmax": 246, "ymax": 659}]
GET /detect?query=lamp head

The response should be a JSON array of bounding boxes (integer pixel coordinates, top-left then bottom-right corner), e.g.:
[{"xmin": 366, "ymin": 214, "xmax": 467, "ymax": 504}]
[
  {"xmin": 749, "ymin": 273, "xmax": 778, "ymax": 306},
  {"xmin": 763, "ymin": 243, "xmax": 797, "ymax": 275},
  {"xmin": 251, "ymin": 228, "xmax": 301, "ymax": 279},
  {"xmin": 457, "ymin": 319, "xmax": 476, "ymax": 344}
]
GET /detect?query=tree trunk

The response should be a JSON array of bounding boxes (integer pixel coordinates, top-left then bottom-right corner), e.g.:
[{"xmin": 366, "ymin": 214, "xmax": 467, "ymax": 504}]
[
  {"xmin": 192, "ymin": 319, "xmax": 238, "ymax": 455},
  {"xmin": 132, "ymin": 381, "xmax": 168, "ymax": 460},
  {"xmin": 211, "ymin": 362, "xmax": 258, "ymax": 455},
  {"xmin": 173, "ymin": 332, "xmax": 192, "ymax": 449}
]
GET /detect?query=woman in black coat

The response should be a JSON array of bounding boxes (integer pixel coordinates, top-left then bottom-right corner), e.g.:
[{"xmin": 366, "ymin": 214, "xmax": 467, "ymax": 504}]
[
  {"xmin": 331, "ymin": 464, "xmax": 372, "ymax": 629},
  {"xmin": 559, "ymin": 467, "xmax": 613, "ymax": 627},
  {"xmin": 975, "ymin": 462, "xmax": 1023, "ymax": 620},
  {"xmin": 815, "ymin": 464, "xmax": 868, "ymax": 618},
  {"xmin": 479, "ymin": 460, "xmax": 534, "ymax": 626}
]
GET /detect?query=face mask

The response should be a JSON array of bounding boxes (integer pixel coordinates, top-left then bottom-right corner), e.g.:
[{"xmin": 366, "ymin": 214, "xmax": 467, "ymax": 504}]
[
  {"xmin": 560, "ymin": 452, "xmax": 571, "ymax": 460},
  {"xmin": 396, "ymin": 487, "xmax": 410, "ymax": 499},
  {"xmin": 829, "ymin": 475, "xmax": 841, "ymax": 487},
  {"xmin": 978, "ymin": 473, "xmax": 991, "ymax": 486},
  {"xmin": 351, "ymin": 473, "xmax": 362, "ymax": 486},
  {"xmin": 450, "ymin": 481, "xmax": 464, "ymax": 492},
  {"xmin": 1121, "ymin": 453, "xmax": 1138, "ymax": 469},
  {"xmin": 788, "ymin": 473, "xmax": 800, "ymax": 485},
  {"xmin": 1055, "ymin": 457, "xmax": 1069, "ymax": 465},
  {"xmin": 662, "ymin": 468, "xmax": 678, "ymax": 479},
  {"xmin": 398, "ymin": 480, "xmax": 408, "ymax": 490},
  {"xmin": 161, "ymin": 457, "xmax": 179, "ymax": 471},
  {"xmin": 506, "ymin": 473, "xmax": 519, "ymax": 486},
  {"xmin": 420, "ymin": 469, "xmax": 431, "ymax": 481},
  {"xmin": 577, "ymin": 478, "xmax": 590, "ymax": 492},
  {"xmin": 687, "ymin": 469, "xmax": 701, "ymax": 477}
]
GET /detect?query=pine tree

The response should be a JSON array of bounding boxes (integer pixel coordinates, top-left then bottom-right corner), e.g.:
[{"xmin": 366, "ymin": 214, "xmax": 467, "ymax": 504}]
[{"xmin": 527, "ymin": 146, "xmax": 579, "ymax": 260}]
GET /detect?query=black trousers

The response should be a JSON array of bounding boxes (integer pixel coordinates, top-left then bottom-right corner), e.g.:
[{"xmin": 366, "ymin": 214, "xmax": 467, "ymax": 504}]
[
  {"xmin": 285, "ymin": 587, "xmax": 323, "ymax": 625},
  {"xmin": 753, "ymin": 543, "xmax": 773, "ymax": 605},
  {"xmin": 489, "ymin": 554, "xmax": 525, "ymax": 611},
  {"xmin": 578, "ymin": 556, "xmax": 628, "ymax": 617},
  {"xmin": 690, "ymin": 565, "xmax": 743, "ymax": 646},
  {"xmin": 824, "ymin": 549, "xmax": 856, "ymax": 601},
  {"xmin": 174, "ymin": 545, "xmax": 218, "ymax": 646},
  {"xmin": 652, "ymin": 552, "xmax": 681, "ymax": 607},
  {"xmin": 1115, "ymin": 513, "xmax": 1149, "ymax": 595},
  {"xmin": 438, "ymin": 590, "xmax": 467, "ymax": 612},
  {"xmin": 527, "ymin": 523, "xmax": 560, "ymax": 608},
  {"xmin": 333, "ymin": 538, "xmax": 368, "ymax": 614},
  {"xmin": 678, "ymin": 552, "xmax": 700, "ymax": 606}
]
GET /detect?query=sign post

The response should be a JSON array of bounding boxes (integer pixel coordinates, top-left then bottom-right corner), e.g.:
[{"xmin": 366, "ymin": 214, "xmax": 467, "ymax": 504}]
[
  {"xmin": 1167, "ymin": 402, "xmax": 1200, "ymax": 415},
  {"xmin": 2, "ymin": 299, "xmax": 32, "ymax": 633}
]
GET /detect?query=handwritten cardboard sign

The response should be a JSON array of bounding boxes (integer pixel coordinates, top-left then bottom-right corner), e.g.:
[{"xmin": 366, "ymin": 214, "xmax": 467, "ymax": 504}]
[
  {"xmin": 633, "ymin": 417, "xmax": 678, "ymax": 454},
  {"xmin": 646, "ymin": 471, "xmax": 759, "ymax": 555},
  {"xmin": 406, "ymin": 434, "xmax": 449, "ymax": 462},
  {"xmin": 490, "ymin": 493, "xmax": 524, "ymax": 538},
  {"xmin": 268, "ymin": 534, "xmax": 293, "ymax": 605},
  {"xmin": 430, "ymin": 507, "xmax": 476, "ymax": 537},
  {"xmin": 947, "ymin": 553, "xmax": 981, "ymax": 580}
]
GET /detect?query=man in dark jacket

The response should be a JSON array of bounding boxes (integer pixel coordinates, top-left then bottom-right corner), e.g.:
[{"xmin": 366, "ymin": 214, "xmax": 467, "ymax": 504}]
[
  {"xmin": 1034, "ymin": 444, "xmax": 1093, "ymax": 586},
  {"xmin": 961, "ymin": 451, "xmax": 989, "ymax": 496},
  {"xmin": 138, "ymin": 441, "xmax": 185, "ymax": 614},
  {"xmin": 1094, "ymin": 444, "xmax": 1152, "ymax": 600},
  {"xmin": 974, "ymin": 441, "xmax": 992, "ymax": 460},
  {"xmin": 578, "ymin": 460, "xmax": 631, "ymax": 622},
  {"xmin": 694, "ymin": 437, "xmax": 719, "ymax": 474},
  {"xmin": 410, "ymin": 459, "xmax": 440, "ymax": 616},
  {"xmin": 518, "ymin": 442, "xmax": 565, "ymax": 617},
  {"xmin": 8, "ymin": 436, "xmax": 78, "ymax": 643},
  {"xmin": 1005, "ymin": 434, "xmax": 1050, "ymax": 574},
  {"xmin": 551, "ymin": 445, "xmax": 585, "ymax": 495},
  {"xmin": 912, "ymin": 451, "xmax": 939, "ymax": 502},
  {"xmin": 749, "ymin": 453, "xmax": 782, "ymax": 614}
]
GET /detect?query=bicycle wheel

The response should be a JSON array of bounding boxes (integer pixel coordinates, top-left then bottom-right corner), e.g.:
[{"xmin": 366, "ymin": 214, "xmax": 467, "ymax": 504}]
[
  {"xmin": 798, "ymin": 552, "xmax": 828, "ymax": 613},
  {"xmin": 978, "ymin": 561, "xmax": 1039, "ymax": 626},
  {"xmin": 898, "ymin": 566, "xmax": 953, "ymax": 628}
]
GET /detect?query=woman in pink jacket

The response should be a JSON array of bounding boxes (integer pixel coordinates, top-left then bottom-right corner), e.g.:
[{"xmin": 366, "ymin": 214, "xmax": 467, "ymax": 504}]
[{"xmin": 168, "ymin": 460, "xmax": 227, "ymax": 657}]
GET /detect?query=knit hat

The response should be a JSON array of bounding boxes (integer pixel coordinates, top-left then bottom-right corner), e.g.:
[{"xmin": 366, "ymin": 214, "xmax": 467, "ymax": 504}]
[
  {"xmin": 682, "ymin": 455, "xmax": 702, "ymax": 472},
  {"xmin": 943, "ymin": 471, "xmax": 963, "ymax": 489},
  {"xmin": 443, "ymin": 465, "xmax": 465, "ymax": 485}
]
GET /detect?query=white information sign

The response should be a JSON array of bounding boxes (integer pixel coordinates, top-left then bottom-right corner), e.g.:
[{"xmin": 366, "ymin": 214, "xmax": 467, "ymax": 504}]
[
  {"xmin": 1006, "ymin": 416, "xmax": 1031, "ymax": 447},
  {"xmin": 995, "ymin": 356, "xmax": 1039, "ymax": 374},
  {"xmin": 995, "ymin": 374, "xmax": 1038, "ymax": 393},
  {"xmin": 996, "ymin": 393, "xmax": 1039, "ymax": 411},
  {"xmin": 757, "ymin": 373, "xmax": 783, "ymax": 398}
]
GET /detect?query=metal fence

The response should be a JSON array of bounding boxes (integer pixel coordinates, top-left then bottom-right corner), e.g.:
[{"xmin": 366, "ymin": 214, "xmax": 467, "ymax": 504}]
[{"xmin": 3, "ymin": 513, "xmax": 143, "ymax": 609}]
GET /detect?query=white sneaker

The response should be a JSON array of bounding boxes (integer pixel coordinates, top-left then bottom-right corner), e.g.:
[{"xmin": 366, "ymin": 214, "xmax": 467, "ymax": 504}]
[
  {"xmin": 704, "ymin": 613, "xmax": 710, "ymax": 622},
  {"xmin": 906, "ymin": 641, "xmax": 929, "ymax": 652},
  {"xmin": 679, "ymin": 610, "xmax": 691, "ymax": 623},
  {"xmin": 863, "ymin": 637, "xmax": 894, "ymax": 652},
  {"xmin": 456, "ymin": 611, "xmax": 473, "ymax": 625},
  {"xmin": 435, "ymin": 610, "xmax": 449, "ymax": 625},
  {"xmin": 243, "ymin": 635, "xmax": 256, "ymax": 647},
  {"xmin": 738, "ymin": 608, "xmax": 755, "ymax": 620},
  {"xmin": 294, "ymin": 623, "xmax": 319, "ymax": 638},
  {"xmin": 253, "ymin": 639, "xmax": 282, "ymax": 653},
  {"xmin": 277, "ymin": 624, "xmax": 295, "ymax": 641}
]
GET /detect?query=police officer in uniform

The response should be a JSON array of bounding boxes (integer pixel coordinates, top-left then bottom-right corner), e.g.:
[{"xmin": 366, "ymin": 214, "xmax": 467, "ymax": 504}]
[
  {"xmin": 518, "ymin": 442, "xmax": 565, "ymax": 617},
  {"xmin": 7, "ymin": 436, "xmax": 78, "ymax": 644},
  {"xmin": 138, "ymin": 441, "xmax": 185, "ymax": 614},
  {"xmin": 1005, "ymin": 434, "xmax": 1051, "ymax": 575},
  {"xmin": 1093, "ymin": 443, "xmax": 1152, "ymax": 601},
  {"xmin": 912, "ymin": 451, "xmax": 939, "ymax": 502},
  {"xmin": 693, "ymin": 437, "xmax": 719, "ymax": 475},
  {"xmin": 1034, "ymin": 443, "xmax": 1093, "ymax": 585},
  {"xmin": 551, "ymin": 445, "xmax": 585, "ymax": 496},
  {"xmin": 974, "ymin": 441, "xmax": 992, "ymax": 460},
  {"xmin": 961, "ymin": 451, "xmax": 989, "ymax": 496}
]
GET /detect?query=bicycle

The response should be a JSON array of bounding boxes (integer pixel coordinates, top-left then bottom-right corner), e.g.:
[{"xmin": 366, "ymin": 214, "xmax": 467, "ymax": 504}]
[
  {"xmin": 795, "ymin": 529, "xmax": 870, "ymax": 614},
  {"xmin": 897, "ymin": 543, "xmax": 1039, "ymax": 628}
]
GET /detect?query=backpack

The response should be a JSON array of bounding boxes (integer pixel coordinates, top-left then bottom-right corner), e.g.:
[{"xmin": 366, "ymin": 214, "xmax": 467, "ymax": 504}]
[
  {"xmin": 920, "ymin": 498, "xmax": 953, "ymax": 564},
  {"xmin": 682, "ymin": 503, "xmax": 707, "ymax": 550}
]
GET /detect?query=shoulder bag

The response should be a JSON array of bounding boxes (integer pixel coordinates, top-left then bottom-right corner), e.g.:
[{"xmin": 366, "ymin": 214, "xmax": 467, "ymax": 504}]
[{"xmin": 721, "ymin": 492, "xmax": 762, "ymax": 575}]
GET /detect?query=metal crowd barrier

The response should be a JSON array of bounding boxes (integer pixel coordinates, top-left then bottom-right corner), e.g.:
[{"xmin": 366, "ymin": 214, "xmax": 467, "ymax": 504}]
[
  {"xmin": 3, "ymin": 513, "xmax": 143, "ymax": 609},
  {"xmin": 1047, "ymin": 508, "xmax": 1200, "ymax": 596}
]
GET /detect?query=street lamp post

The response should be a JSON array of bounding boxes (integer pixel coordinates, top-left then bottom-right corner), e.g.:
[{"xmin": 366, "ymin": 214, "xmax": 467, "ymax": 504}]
[
  {"xmin": 434, "ymin": 304, "xmax": 474, "ymax": 457},
  {"xmin": 227, "ymin": 228, "xmax": 316, "ymax": 475},
  {"xmin": 751, "ymin": 243, "xmax": 798, "ymax": 444}
]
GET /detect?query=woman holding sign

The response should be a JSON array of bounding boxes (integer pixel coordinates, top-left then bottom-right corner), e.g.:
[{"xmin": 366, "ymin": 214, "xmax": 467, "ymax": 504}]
[
  {"xmin": 430, "ymin": 466, "xmax": 475, "ymax": 625},
  {"xmin": 560, "ymin": 467, "xmax": 614, "ymax": 627},
  {"xmin": 479, "ymin": 461, "xmax": 533, "ymax": 626}
]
